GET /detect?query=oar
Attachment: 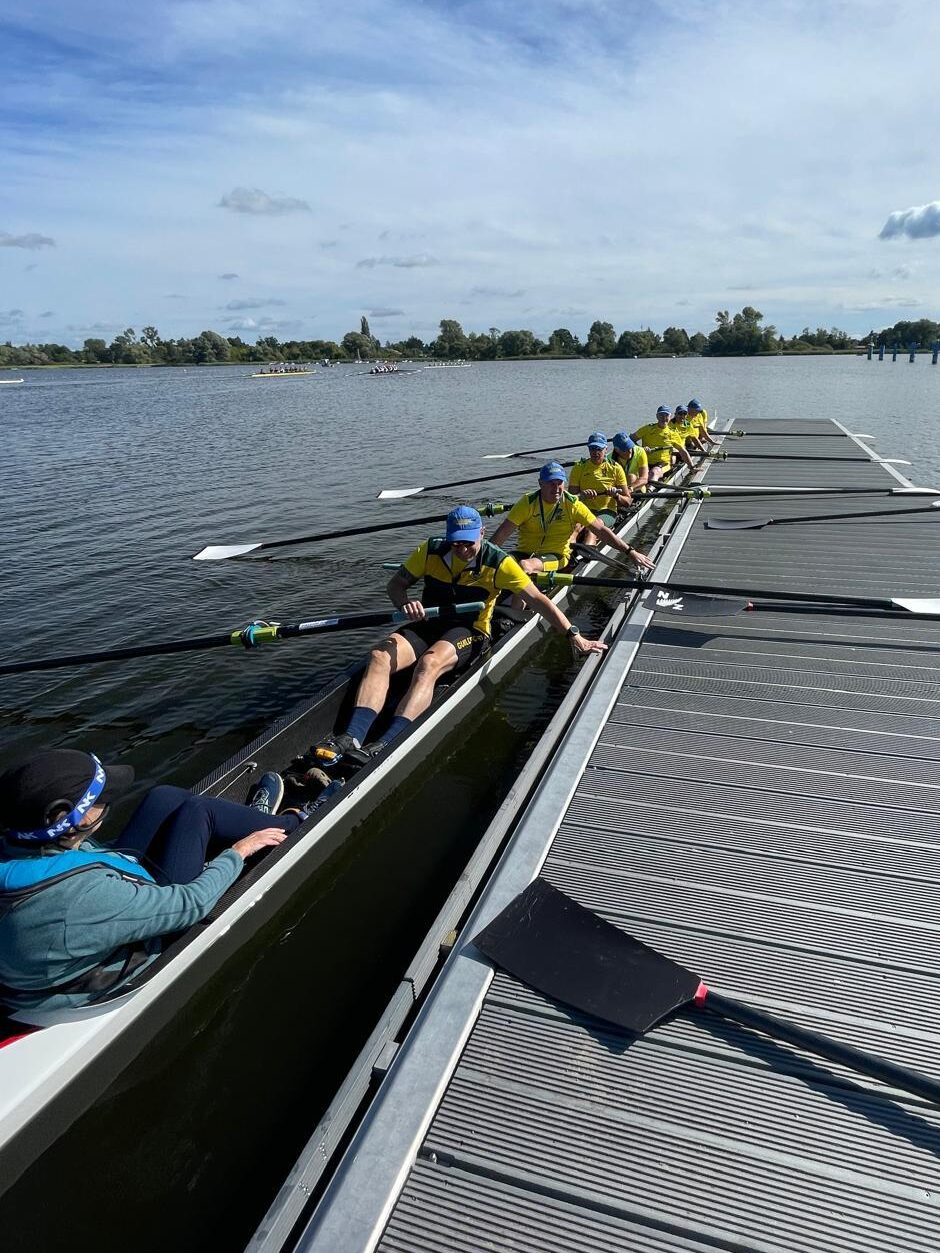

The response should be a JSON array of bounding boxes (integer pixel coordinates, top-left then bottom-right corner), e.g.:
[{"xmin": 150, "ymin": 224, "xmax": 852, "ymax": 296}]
[
  {"xmin": 377, "ymin": 462, "xmax": 574, "ymax": 501},
  {"xmin": 690, "ymin": 486, "xmax": 937, "ymax": 496},
  {"xmin": 193, "ymin": 501, "xmax": 511, "ymax": 560},
  {"xmin": 727, "ymin": 430, "xmax": 875, "ymax": 439},
  {"xmin": 0, "ymin": 604, "xmax": 485, "ymax": 677},
  {"xmin": 709, "ymin": 451, "xmax": 910, "ymax": 464},
  {"xmin": 483, "ymin": 441, "xmax": 585, "ymax": 461},
  {"xmin": 535, "ymin": 571, "xmax": 940, "ymax": 616},
  {"xmin": 705, "ymin": 501, "xmax": 940, "ymax": 530},
  {"xmin": 473, "ymin": 878, "xmax": 940, "ymax": 1108}
]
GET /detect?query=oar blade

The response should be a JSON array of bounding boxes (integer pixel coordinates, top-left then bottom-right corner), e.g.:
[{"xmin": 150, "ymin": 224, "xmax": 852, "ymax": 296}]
[
  {"xmin": 642, "ymin": 590, "xmax": 747, "ymax": 617},
  {"xmin": 377, "ymin": 488, "xmax": 423, "ymax": 500},
  {"xmin": 481, "ymin": 453, "xmax": 514, "ymax": 460},
  {"xmin": 193, "ymin": 542, "xmax": 264, "ymax": 561},
  {"xmin": 892, "ymin": 598, "xmax": 940, "ymax": 615},
  {"xmin": 473, "ymin": 878, "xmax": 700, "ymax": 1034},
  {"xmin": 703, "ymin": 517, "xmax": 770, "ymax": 531}
]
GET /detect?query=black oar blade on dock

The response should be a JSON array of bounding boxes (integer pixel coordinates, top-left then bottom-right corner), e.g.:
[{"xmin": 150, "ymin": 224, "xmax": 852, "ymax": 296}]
[
  {"xmin": 473, "ymin": 878, "xmax": 700, "ymax": 1034},
  {"xmin": 641, "ymin": 590, "xmax": 747, "ymax": 617}
]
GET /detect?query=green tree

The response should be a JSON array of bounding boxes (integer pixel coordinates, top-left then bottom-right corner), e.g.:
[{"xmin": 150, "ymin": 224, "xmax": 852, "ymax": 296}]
[
  {"xmin": 706, "ymin": 307, "xmax": 778, "ymax": 355},
  {"xmin": 662, "ymin": 326, "xmax": 691, "ymax": 355},
  {"xmin": 585, "ymin": 320, "xmax": 616, "ymax": 357},
  {"xmin": 341, "ymin": 331, "xmax": 373, "ymax": 359},
  {"xmin": 689, "ymin": 332, "xmax": 707, "ymax": 354},
  {"xmin": 547, "ymin": 328, "xmax": 581, "ymax": 355},
  {"xmin": 82, "ymin": 338, "xmax": 110, "ymax": 364},
  {"xmin": 433, "ymin": 319, "xmax": 469, "ymax": 359}
]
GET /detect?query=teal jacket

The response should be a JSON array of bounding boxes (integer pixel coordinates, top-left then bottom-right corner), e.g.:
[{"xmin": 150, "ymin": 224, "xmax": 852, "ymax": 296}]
[{"xmin": 0, "ymin": 838, "xmax": 242, "ymax": 1016}]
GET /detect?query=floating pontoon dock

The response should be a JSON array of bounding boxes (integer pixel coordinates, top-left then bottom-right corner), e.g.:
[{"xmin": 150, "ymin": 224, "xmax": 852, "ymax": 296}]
[{"xmin": 267, "ymin": 419, "xmax": 940, "ymax": 1253}]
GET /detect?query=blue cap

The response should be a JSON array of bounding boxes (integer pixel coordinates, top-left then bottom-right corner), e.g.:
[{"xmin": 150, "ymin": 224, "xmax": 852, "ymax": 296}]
[
  {"xmin": 656, "ymin": 405, "xmax": 670, "ymax": 417},
  {"xmin": 688, "ymin": 398, "xmax": 701, "ymax": 410},
  {"xmin": 674, "ymin": 405, "xmax": 688, "ymax": 416},
  {"xmin": 539, "ymin": 460, "xmax": 567, "ymax": 482},
  {"xmin": 587, "ymin": 431, "xmax": 608, "ymax": 449},
  {"xmin": 612, "ymin": 432, "xmax": 635, "ymax": 452},
  {"xmin": 445, "ymin": 506, "xmax": 483, "ymax": 542}
]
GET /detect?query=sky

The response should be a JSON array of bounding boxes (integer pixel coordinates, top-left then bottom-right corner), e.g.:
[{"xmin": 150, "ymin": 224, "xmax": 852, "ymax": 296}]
[{"xmin": 2, "ymin": 0, "xmax": 939, "ymax": 348}]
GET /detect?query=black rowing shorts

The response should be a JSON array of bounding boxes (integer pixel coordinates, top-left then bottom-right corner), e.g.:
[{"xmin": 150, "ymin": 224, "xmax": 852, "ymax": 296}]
[{"xmin": 395, "ymin": 621, "xmax": 489, "ymax": 674}]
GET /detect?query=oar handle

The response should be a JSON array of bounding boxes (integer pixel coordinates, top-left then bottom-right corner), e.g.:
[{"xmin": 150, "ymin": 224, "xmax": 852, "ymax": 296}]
[
  {"xmin": 703, "ymin": 990, "xmax": 940, "ymax": 1108},
  {"xmin": 274, "ymin": 603, "xmax": 484, "ymax": 640}
]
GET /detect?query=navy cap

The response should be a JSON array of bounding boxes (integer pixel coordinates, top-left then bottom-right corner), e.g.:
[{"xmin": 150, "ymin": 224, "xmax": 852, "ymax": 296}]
[
  {"xmin": 0, "ymin": 749, "xmax": 135, "ymax": 844},
  {"xmin": 612, "ymin": 432, "xmax": 635, "ymax": 452},
  {"xmin": 539, "ymin": 460, "xmax": 567, "ymax": 483},
  {"xmin": 688, "ymin": 398, "xmax": 702, "ymax": 410},
  {"xmin": 674, "ymin": 405, "xmax": 688, "ymax": 416},
  {"xmin": 446, "ymin": 506, "xmax": 483, "ymax": 542},
  {"xmin": 587, "ymin": 431, "xmax": 608, "ymax": 449},
  {"xmin": 656, "ymin": 405, "xmax": 670, "ymax": 417}
]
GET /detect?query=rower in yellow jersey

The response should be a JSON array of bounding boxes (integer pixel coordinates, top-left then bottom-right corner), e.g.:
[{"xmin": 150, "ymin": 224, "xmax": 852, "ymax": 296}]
[
  {"xmin": 670, "ymin": 405, "xmax": 706, "ymax": 457},
  {"xmin": 568, "ymin": 432, "xmax": 631, "ymax": 549},
  {"xmin": 491, "ymin": 460, "xmax": 655, "ymax": 575},
  {"xmin": 631, "ymin": 406, "xmax": 694, "ymax": 481},
  {"xmin": 609, "ymin": 433, "xmax": 649, "ymax": 493},
  {"xmin": 688, "ymin": 398, "xmax": 719, "ymax": 449}
]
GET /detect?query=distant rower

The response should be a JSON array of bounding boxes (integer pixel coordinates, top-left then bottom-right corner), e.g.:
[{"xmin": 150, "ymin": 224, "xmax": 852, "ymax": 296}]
[
  {"xmin": 609, "ymin": 432, "xmax": 649, "ymax": 493},
  {"xmin": 632, "ymin": 406, "xmax": 694, "ymax": 481}
]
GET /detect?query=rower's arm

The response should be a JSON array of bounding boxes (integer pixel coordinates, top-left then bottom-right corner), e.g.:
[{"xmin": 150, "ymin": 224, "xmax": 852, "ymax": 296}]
[
  {"xmin": 490, "ymin": 518, "xmax": 515, "ymax": 549},
  {"xmin": 386, "ymin": 569, "xmax": 418, "ymax": 610},
  {"xmin": 588, "ymin": 522, "xmax": 655, "ymax": 571},
  {"xmin": 518, "ymin": 583, "xmax": 607, "ymax": 655},
  {"xmin": 676, "ymin": 444, "xmax": 695, "ymax": 469}
]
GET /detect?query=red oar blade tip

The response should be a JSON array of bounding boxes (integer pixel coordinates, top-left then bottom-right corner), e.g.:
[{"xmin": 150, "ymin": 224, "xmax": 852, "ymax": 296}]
[
  {"xmin": 472, "ymin": 878, "xmax": 701, "ymax": 1035},
  {"xmin": 193, "ymin": 542, "xmax": 263, "ymax": 561}
]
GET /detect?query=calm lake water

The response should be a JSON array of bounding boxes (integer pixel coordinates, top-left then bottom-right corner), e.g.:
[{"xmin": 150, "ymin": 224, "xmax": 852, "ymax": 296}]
[{"xmin": 1, "ymin": 355, "xmax": 938, "ymax": 1250}]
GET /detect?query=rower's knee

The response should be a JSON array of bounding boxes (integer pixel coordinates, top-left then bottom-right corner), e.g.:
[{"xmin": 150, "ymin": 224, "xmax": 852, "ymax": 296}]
[
  {"xmin": 368, "ymin": 645, "xmax": 395, "ymax": 675},
  {"xmin": 413, "ymin": 651, "xmax": 450, "ymax": 681}
]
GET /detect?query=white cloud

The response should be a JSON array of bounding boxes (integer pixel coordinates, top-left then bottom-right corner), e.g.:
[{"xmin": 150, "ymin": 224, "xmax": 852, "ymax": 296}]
[
  {"xmin": 879, "ymin": 201, "xmax": 940, "ymax": 241},
  {"xmin": 218, "ymin": 187, "xmax": 310, "ymax": 215},
  {"xmin": 224, "ymin": 298, "xmax": 286, "ymax": 310},
  {"xmin": 0, "ymin": 232, "xmax": 54, "ymax": 250},
  {"xmin": 367, "ymin": 307, "xmax": 405, "ymax": 317}
]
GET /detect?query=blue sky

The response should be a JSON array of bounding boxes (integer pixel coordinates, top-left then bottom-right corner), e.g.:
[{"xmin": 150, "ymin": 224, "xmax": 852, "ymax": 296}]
[{"xmin": 2, "ymin": 0, "xmax": 939, "ymax": 347}]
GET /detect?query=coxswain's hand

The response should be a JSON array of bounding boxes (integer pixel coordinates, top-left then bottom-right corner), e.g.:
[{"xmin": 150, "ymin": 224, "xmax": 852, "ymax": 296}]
[
  {"xmin": 232, "ymin": 829, "xmax": 288, "ymax": 860},
  {"xmin": 401, "ymin": 599, "xmax": 427, "ymax": 621},
  {"xmin": 628, "ymin": 548, "xmax": 655, "ymax": 572},
  {"xmin": 571, "ymin": 634, "xmax": 607, "ymax": 656}
]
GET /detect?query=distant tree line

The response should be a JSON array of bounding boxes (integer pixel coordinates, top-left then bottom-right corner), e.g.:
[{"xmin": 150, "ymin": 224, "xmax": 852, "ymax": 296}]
[{"xmin": 1, "ymin": 309, "xmax": 937, "ymax": 369}]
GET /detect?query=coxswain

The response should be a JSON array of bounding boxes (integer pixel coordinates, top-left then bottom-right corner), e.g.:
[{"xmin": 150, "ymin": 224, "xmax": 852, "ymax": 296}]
[
  {"xmin": 491, "ymin": 461, "xmax": 655, "ymax": 576},
  {"xmin": 0, "ymin": 750, "xmax": 309, "ymax": 1015},
  {"xmin": 306, "ymin": 506, "xmax": 608, "ymax": 769},
  {"xmin": 609, "ymin": 432, "xmax": 649, "ymax": 493},
  {"xmin": 688, "ymin": 398, "xmax": 719, "ymax": 448},
  {"xmin": 632, "ymin": 406, "xmax": 694, "ymax": 481}
]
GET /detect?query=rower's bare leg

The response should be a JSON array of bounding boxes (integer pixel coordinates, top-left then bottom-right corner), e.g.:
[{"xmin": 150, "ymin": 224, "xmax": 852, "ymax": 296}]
[
  {"xmin": 353, "ymin": 633, "xmax": 418, "ymax": 713},
  {"xmin": 395, "ymin": 640, "xmax": 460, "ymax": 720},
  {"xmin": 650, "ymin": 465, "xmax": 666, "ymax": 482}
]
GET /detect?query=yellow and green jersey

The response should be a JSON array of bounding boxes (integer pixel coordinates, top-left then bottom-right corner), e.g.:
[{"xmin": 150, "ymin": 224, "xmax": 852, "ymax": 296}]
[
  {"xmin": 633, "ymin": 422, "xmax": 684, "ymax": 467},
  {"xmin": 610, "ymin": 446, "xmax": 649, "ymax": 486},
  {"xmin": 505, "ymin": 490, "xmax": 596, "ymax": 563},
  {"xmin": 690, "ymin": 407, "xmax": 709, "ymax": 438},
  {"xmin": 401, "ymin": 537, "xmax": 531, "ymax": 636},
  {"xmin": 669, "ymin": 417, "xmax": 696, "ymax": 443},
  {"xmin": 568, "ymin": 458, "xmax": 627, "ymax": 514}
]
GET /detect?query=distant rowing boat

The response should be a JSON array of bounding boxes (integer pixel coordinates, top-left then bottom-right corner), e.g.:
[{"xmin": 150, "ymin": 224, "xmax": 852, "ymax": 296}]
[
  {"xmin": 0, "ymin": 378, "xmax": 24, "ymax": 385},
  {"xmin": 251, "ymin": 367, "xmax": 315, "ymax": 378}
]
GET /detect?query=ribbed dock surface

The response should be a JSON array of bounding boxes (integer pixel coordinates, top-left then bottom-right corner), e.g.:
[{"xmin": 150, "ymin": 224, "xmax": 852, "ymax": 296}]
[{"xmin": 297, "ymin": 420, "xmax": 940, "ymax": 1253}]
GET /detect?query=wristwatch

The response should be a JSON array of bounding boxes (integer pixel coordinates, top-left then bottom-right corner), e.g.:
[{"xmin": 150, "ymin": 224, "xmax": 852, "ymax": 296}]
[{"xmin": 566, "ymin": 624, "xmax": 581, "ymax": 638}]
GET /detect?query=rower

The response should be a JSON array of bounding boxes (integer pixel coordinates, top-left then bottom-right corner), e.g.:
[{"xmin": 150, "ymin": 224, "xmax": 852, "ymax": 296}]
[
  {"xmin": 491, "ymin": 460, "xmax": 655, "ymax": 576},
  {"xmin": 307, "ymin": 505, "xmax": 608, "ymax": 769},
  {"xmin": 609, "ymin": 432, "xmax": 649, "ymax": 494},
  {"xmin": 688, "ymin": 398, "xmax": 719, "ymax": 448},
  {"xmin": 568, "ymin": 432, "xmax": 632, "ymax": 548},
  {"xmin": 632, "ymin": 406, "xmax": 694, "ymax": 481},
  {"xmin": 671, "ymin": 405, "xmax": 706, "ymax": 457}
]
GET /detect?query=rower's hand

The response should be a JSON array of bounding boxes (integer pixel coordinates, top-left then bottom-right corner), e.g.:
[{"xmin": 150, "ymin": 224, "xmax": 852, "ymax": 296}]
[
  {"xmin": 401, "ymin": 599, "xmax": 427, "ymax": 621},
  {"xmin": 232, "ymin": 829, "xmax": 288, "ymax": 860},
  {"xmin": 583, "ymin": 489, "xmax": 598, "ymax": 499},
  {"xmin": 571, "ymin": 634, "xmax": 607, "ymax": 656},
  {"xmin": 629, "ymin": 548, "xmax": 655, "ymax": 572}
]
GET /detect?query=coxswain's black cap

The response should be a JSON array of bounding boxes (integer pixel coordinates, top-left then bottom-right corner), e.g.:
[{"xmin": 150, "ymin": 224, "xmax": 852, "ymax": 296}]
[{"xmin": 0, "ymin": 748, "xmax": 135, "ymax": 842}]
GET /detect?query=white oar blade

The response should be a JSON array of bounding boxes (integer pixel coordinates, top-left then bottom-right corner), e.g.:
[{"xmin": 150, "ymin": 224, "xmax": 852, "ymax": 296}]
[
  {"xmin": 377, "ymin": 488, "xmax": 423, "ymax": 500},
  {"xmin": 877, "ymin": 458, "xmax": 912, "ymax": 466},
  {"xmin": 193, "ymin": 542, "xmax": 263, "ymax": 561},
  {"xmin": 482, "ymin": 453, "xmax": 514, "ymax": 460},
  {"xmin": 891, "ymin": 487, "xmax": 940, "ymax": 496},
  {"xmin": 891, "ymin": 598, "xmax": 940, "ymax": 615},
  {"xmin": 850, "ymin": 433, "xmax": 874, "ymax": 438}
]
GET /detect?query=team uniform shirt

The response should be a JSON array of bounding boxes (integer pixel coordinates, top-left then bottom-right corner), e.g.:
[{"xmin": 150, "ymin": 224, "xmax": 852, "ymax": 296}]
[
  {"xmin": 690, "ymin": 407, "xmax": 709, "ymax": 438},
  {"xmin": 610, "ymin": 446, "xmax": 649, "ymax": 486},
  {"xmin": 505, "ymin": 490, "xmax": 597, "ymax": 564},
  {"xmin": 401, "ymin": 537, "xmax": 532, "ymax": 636},
  {"xmin": 568, "ymin": 458, "xmax": 628, "ymax": 515},
  {"xmin": 633, "ymin": 422, "xmax": 686, "ymax": 467},
  {"xmin": 669, "ymin": 418, "xmax": 696, "ymax": 444}
]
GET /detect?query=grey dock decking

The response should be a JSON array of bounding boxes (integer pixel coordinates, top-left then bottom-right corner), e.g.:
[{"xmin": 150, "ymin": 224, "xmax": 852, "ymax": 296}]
[{"xmin": 291, "ymin": 419, "xmax": 940, "ymax": 1253}]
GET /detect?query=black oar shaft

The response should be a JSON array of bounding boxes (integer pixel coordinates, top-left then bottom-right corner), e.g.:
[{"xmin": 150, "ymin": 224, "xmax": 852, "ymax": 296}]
[
  {"xmin": 261, "ymin": 502, "xmax": 509, "ymax": 551},
  {"xmin": 417, "ymin": 462, "xmax": 574, "ymax": 494},
  {"xmin": 716, "ymin": 454, "xmax": 873, "ymax": 462},
  {"xmin": 755, "ymin": 504, "xmax": 937, "ymax": 527},
  {"xmin": 705, "ymin": 991, "xmax": 940, "ymax": 1105},
  {"xmin": 0, "ymin": 633, "xmax": 235, "ymax": 676},
  {"xmin": 537, "ymin": 572, "xmax": 905, "ymax": 612}
]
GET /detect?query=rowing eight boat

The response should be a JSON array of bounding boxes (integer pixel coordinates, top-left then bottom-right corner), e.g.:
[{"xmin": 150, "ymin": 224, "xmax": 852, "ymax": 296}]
[{"xmin": 0, "ymin": 459, "xmax": 702, "ymax": 1188}]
